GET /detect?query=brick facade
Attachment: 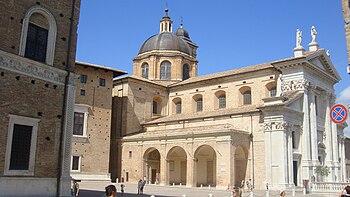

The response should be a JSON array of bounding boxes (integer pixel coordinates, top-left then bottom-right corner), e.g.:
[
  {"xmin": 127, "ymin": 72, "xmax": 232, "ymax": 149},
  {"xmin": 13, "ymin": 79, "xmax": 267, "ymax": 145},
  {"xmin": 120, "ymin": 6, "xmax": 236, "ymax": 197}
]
[{"xmin": 0, "ymin": 1, "xmax": 80, "ymax": 196}]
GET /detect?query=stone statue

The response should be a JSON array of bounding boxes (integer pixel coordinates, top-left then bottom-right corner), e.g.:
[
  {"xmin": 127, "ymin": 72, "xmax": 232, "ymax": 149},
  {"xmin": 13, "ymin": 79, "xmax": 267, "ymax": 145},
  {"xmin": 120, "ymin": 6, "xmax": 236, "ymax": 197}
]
[
  {"xmin": 296, "ymin": 29, "xmax": 302, "ymax": 48},
  {"xmin": 311, "ymin": 26, "xmax": 317, "ymax": 43}
]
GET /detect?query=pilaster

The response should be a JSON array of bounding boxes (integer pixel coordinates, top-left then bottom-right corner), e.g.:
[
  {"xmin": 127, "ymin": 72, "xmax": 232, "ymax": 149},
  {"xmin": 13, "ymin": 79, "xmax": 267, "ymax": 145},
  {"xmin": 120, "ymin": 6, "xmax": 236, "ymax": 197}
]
[
  {"xmin": 301, "ymin": 88, "xmax": 312, "ymax": 179},
  {"xmin": 309, "ymin": 88, "xmax": 318, "ymax": 164}
]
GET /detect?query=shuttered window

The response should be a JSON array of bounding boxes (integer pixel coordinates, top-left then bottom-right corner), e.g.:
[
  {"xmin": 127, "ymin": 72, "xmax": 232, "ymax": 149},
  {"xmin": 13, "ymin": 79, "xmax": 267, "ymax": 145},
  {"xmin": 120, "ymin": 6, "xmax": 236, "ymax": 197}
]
[{"xmin": 243, "ymin": 91, "xmax": 252, "ymax": 105}]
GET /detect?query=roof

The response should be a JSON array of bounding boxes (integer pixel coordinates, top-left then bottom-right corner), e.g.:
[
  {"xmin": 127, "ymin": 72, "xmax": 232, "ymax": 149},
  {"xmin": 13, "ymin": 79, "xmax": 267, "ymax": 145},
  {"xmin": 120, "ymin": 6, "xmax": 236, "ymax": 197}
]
[
  {"xmin": 170, "ymin": 62, "xmax": 274, "ymax": 87},
  {"xmin": 144, "ymin": 105, "xmax": 260, "ymax": 125},
  {"xmin": 138, "ymin": 32, "xmax": 192, "ymax": 55},
  {"xmin": 75, "ymin": 61, "xmax": 127, "ymax": 78}
]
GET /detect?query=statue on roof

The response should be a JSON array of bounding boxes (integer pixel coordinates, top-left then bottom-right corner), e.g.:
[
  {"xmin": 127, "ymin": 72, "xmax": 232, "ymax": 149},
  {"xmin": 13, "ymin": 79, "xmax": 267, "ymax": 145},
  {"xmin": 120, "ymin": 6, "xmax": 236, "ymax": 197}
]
[
  {"xmin": 296, "ymin": 29, "xmax": 302, "ymax": 48},
  {"xmin": 311, "ymin": 26, "xmax": 317, "ymax": 43}
]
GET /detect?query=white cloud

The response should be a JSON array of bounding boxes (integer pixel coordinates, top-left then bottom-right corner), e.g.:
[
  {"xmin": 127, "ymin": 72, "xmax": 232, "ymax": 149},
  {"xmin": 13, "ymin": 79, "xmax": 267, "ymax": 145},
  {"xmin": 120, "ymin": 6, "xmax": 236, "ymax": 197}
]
[{"xmin": 336, "ymin": 86, "xmax": 350, "ymax": 137}]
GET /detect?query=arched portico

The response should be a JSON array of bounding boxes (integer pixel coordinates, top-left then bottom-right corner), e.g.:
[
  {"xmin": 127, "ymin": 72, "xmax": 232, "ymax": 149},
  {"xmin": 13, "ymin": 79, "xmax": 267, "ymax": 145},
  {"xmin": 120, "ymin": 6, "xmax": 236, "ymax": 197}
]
[
  {"xmin": 143, "ymin": 148, "xmax": 161, "ymax": 184},
  {"xmin": 194, "ymin": 145, "xmax": 217, "ymax": 187},
  {"xmin": 167, "ymin": 146, "xmax": 187, "ymax": 185}
]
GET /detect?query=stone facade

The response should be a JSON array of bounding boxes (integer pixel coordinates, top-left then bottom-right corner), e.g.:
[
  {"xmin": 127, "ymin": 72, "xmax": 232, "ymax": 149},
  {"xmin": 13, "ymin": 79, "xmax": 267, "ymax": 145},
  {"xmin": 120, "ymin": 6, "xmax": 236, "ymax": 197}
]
[
  {"xmin": 342, "ymin": 0, "xmax": 350, "ymax": 73},
  {"xmin": 0, "ymin": 1, "xmax": 80, "ymax": 196},
  {"xmin": 112, "ymin": 9, "xmax": 347, "ymax": 191},
  {"xmin": 71, "ymin": 62, "xmax": 125, "ymax": 181}
]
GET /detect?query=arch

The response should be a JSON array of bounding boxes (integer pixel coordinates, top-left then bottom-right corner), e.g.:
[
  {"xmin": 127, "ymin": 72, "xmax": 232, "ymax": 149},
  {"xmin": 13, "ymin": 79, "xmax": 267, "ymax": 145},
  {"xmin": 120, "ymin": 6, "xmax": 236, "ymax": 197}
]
[
  {"xmin": 194, "ymin": 145, "xmax": 216, "ymax": 187},
  {"xmin": 192, "ymin": 94, "xmax": 203, "ymax": 112},
  {"xmin": 239, "ymin": 86, "xmax": 252, "ymax": 105},
  {"xmin": 167, "ymin": 146, "xmax": 187, "ymax": 185},
  {"xmin": 160, "ymin": 61, "xmax": 171, "ymax": 80},
  {"xmin": 143, "ymin": 148, "xmax": 161, "ymax": 184},
  {"xmin": 141, "ymin": 63, "xmax": 149, "ymax": 79},
  {"xmin": 19, "ymin": 5, "xmax": 57, "ymax": 65},
  {"xmin": 265, "ymin": 82, "xmax": 277, "ymax": 97},
  {"xmin": 172, "ymin": 97, "xmax": 182, "ymax": 114},
  {"xmin": 182, "ymin": 64, "xmax": 190, "ymax": 80},
  {"xmin": 215, "ymin": 90, "xmax": 226, "ymax": 109},
  {"xmin": 234, "ymin": 145, "xmax": 248, "ymax": 187}
]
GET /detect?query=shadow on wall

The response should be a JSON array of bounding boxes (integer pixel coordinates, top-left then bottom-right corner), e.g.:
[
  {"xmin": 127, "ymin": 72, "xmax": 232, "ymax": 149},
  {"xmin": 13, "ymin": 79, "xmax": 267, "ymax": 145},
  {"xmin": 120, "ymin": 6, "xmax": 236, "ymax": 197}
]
[{"xmin": 79, "ymin": 189, "xmax": 175, "ymax": 197}]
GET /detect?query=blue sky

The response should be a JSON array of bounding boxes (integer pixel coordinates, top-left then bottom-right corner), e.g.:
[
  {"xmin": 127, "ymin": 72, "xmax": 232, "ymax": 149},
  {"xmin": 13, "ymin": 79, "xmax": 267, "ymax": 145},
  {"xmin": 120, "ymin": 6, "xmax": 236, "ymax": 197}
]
[{"xmin": 76, "ymin": 0, "xmax": 350, "ymax": 133}]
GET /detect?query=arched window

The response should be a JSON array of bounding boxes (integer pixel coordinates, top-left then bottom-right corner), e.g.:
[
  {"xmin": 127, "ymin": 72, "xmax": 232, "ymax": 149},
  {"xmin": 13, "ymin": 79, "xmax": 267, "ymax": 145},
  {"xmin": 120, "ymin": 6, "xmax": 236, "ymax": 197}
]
[
  {"xmin": 265, "ymin": 82, "xmax": 277, "ymax": 97},
  {"xmin": 196, "ymin": 98, "xmax": 203, "ymax": 112},
  {"xmin": 160, "ymin": 61, "xmax": 171, "ymax": 80},
  {"xmin": 269, "ymin": 87, "xmax": 276, "ymax": 97},
  {"xmin": 243, "ymin": 91, "xmax": 252, "ymax": 105},
  {"xmin": 172, "ymin": 98, "xmax": 182, "ymax": 114},
  {"xmin": 141, "ymin": 63, "xmax": 149, "ymax": 79},
  {"xmin": 219, "ymin": 95, "xmax": 226, "ymax": 108},
  {"xmin": 215, "ymin": 90, "xmax": 226, "ymax": 109},
  {"xmin": 183, "ymin": 64, "xmax": 190, "ymax": 80},
  {"xmin": 19, "ymin": 6, "xmax": 57, "ymax": 65},
  {"xmin": 153, "ymin": 96, "xmax": 162, "ymax": 115}
]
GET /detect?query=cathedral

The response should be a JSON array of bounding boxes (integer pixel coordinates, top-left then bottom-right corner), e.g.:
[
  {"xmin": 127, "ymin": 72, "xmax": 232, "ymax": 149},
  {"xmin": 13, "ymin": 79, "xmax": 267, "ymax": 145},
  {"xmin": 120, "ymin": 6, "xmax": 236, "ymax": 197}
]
[{"xmin": 110, "ymin": 8, "xmax": 347, "ymax": 190}]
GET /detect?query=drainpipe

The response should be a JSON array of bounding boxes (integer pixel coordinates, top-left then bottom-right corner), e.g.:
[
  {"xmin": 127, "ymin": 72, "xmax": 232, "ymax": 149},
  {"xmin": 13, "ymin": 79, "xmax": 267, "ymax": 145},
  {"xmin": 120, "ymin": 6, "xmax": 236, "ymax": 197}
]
[{"xmin": 57, "ymin": 0, "xmax": 76, "ymax": 196}]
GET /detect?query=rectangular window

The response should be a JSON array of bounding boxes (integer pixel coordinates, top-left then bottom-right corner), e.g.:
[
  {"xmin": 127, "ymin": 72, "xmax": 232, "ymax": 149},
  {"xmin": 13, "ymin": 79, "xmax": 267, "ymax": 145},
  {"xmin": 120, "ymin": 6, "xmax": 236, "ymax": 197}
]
[
  {"xmin": 80, "ymin": 89, "xmax": 85, "ymax": 96},
  {"xmin": 24, "ymin": 23, "xmax": 48, "ymax": 63},
  {"xmin": 243, "ymin": 92, "xmax": 252, "ymax": 105},
  {"xmin": 10, "ymin": 124, "xmax": 33, "ymax": 170},
  {"xmin": 100, "ymin": 78, "xmax": 106, "ymax": 87},
  {"xmin": 80, "ymin": 75, "xmax": 87, "ymax": 83},
  {"xmin": 73, "ymin": 112, "xmax": 84, "ymax": 136},
  {"xmin": 196, "ymin": 99, "xmax": 203, "ymax": 112},
  {"xmin": 129, "ymin": 151, "xmax": 132, "ymax": 159},
  {"xmin": 71, "ymin": 156, "xmax": 80, "ymax": 171},
  {"xmin": 219, "ymin": 96, "xmax": 226, "ymax": 109},
  {"xmin": 5, "ymin": 115, "xmax": 39, "ymax": 176},
  {"xmin": 153, "ymin": 101, "xmax": 158, "ymax": 114},
  {"xmin": 176, "ymin": 102, "xmax": 182, "ymax": 114}
]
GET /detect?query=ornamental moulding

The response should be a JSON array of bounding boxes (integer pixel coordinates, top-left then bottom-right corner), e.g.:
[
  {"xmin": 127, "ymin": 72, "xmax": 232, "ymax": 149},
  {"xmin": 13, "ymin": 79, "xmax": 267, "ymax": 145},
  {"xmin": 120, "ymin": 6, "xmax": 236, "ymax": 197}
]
[
  {"xmin": 0, "ymin": 52, "xmax": 66, "ymax": 85},
  {"xmin": 281, "ymin": 79, "xmax": 310, "ymax": 94}
]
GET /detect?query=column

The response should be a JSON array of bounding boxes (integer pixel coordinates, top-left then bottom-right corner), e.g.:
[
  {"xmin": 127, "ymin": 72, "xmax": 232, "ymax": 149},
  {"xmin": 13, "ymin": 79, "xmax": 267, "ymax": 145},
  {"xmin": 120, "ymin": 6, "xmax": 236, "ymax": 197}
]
[
  {"xmin": 287, "ymin": 130, "xmax": 294, "ymax": 186},
  {"xmin": 160, "ymin": 157, "xmax": 168, "ymax": 186},
  {"xmin": 309, "ymin": 90, "xmax": 318, "ymax": 163},
  {"xmin": 186, "ymin": 158, "xmax": 196, "ymax": 187},
  {"xmin": 324, "ymin": 93, "xmax": 334, "ymax": 181},
  {"xmin": 301, "ymin": 89, "xmax": 311, "ymax": 179},
  {"xmin": 341, "ymin": 138, "xmax": 347, "ymax": 181}
]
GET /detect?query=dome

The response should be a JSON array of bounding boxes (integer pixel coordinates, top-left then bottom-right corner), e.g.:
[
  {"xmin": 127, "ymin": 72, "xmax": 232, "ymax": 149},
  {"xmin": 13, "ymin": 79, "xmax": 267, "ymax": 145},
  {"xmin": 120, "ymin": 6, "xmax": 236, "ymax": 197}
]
[
  {"xmin": 175, "ymin": 27, "xmax": 190, "ymax": 39},
  {"xmin": 138, "ymin": 32, "xmax": 192, "ymax": 55}
]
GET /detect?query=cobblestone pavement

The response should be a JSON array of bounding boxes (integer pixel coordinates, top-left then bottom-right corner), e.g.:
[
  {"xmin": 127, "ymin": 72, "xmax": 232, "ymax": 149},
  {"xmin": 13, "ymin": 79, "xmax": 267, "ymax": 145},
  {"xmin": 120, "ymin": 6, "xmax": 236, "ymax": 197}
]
[{"xmin": 78, "ymin": 181, "xmax": 334, "ymax": 197}]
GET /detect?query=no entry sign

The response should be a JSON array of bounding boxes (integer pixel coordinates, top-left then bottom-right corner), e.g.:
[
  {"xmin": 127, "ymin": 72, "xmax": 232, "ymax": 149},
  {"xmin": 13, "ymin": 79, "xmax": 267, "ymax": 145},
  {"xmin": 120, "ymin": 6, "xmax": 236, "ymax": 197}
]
[{"xmin": 330, "ymin": 104, "xmax": 348, "ymax": 124}]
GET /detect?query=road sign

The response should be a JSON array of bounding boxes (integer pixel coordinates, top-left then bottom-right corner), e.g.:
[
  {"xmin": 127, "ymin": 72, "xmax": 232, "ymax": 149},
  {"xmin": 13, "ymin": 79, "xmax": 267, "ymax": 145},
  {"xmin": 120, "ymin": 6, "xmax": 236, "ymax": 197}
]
[{"xmin": 330, "ymin": 104, "xmax": 348, "ymax": 124}]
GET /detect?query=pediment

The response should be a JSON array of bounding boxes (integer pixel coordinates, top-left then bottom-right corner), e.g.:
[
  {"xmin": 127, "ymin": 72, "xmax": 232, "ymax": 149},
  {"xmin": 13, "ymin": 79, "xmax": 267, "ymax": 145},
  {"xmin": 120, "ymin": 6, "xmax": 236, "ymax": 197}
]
[
  {"xmin": 306, "ymin": 50, "xmax": 341, "ymax": 82},
  {"xmin": 310, "ymin": 57, "xmax": 326, "ymax": 71}
]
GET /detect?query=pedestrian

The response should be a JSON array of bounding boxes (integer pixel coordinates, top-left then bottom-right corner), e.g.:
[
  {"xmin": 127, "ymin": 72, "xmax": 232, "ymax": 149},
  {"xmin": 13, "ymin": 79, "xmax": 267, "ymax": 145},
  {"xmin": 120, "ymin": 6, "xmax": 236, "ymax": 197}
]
[
  {"xmin": 240, "ymin": 180, "xmax": 244, "ymax": 189},
  {"xmin": 120, "ymin": 183, "xmax": 125, "ymax": 196},
  {"xmin": 105, "ymin": 185, "xmax": 117, "ymax": 197},
  {"xmin": 137, "ymin": 179, "xmax": 142, "ymax": 194},
  {"xmin": 140, "ymin": 179, "xmax": 146, "ymax": 194},
  {"xmin": 246, "ymin": 179, "xmax": 251, "ymax": 191},
  {"xmin": 71, "ymin": 179, "xmax": 80, "ymax": 196}
]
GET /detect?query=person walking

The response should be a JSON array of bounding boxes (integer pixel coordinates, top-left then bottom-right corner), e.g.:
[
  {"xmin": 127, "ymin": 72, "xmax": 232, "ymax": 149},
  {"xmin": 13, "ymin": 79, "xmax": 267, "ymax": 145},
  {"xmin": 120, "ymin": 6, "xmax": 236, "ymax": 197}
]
[
  {"xmin": 120, "ymin": 183, "xmax": 125, "ymax": 196},
  {"xmin": 137, "ymin": 179, "xmax": 142, "ymax": 194},
  {"xmin": 71, "ymin": 179, "xmax": 80, "ymax": 196}
]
